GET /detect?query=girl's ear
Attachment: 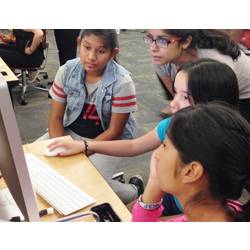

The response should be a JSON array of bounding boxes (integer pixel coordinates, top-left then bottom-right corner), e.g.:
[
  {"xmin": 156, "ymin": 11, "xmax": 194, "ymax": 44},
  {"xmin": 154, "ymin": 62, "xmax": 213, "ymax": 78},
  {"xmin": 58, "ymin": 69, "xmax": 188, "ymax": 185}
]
[
  {"xmin": 77, "ymin": 36, "xmax": 81, "ymax": 45},
  {"xmin": 113, "ymin": 47, "xmax": 120, "ymax": 57},
  {"xmin": 181, "ymin": 35, "xmax": 193, "ymax": 50},
  {"xmin": 182, "ymin": 161, "xmax": 204, "ymax": 184}
]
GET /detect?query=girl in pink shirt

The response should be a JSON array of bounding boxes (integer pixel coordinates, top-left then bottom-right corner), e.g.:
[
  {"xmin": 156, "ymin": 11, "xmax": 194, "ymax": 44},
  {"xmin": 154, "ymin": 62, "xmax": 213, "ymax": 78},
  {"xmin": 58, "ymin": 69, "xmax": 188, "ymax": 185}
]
[{"xmin": 132, "ymin": 103, "xmax": 250, "ymax": 222}]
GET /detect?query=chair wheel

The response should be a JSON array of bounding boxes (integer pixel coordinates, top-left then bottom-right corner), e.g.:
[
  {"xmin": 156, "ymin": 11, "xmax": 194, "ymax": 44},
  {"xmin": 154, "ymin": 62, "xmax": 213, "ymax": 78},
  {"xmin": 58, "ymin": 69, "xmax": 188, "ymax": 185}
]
[
  {"xmin": 20, "ymin": 99, "xmax": 28, "ymax": 105},
  {"xmin": 43, "ymin": 74, "xmax": 48, "ymax": 79},
  {"xmin": 37, "ymin": 84, "xmax": 46, "ymax": 88}
]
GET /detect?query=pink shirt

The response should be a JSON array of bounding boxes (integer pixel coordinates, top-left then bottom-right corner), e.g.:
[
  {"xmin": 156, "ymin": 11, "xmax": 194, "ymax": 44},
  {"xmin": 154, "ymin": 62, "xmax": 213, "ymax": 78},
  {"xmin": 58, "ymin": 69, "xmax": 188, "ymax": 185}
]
[
  {"xmin": 132, "ymin": 202, "xmax": 187, "ymax": 222},
  {"xmin": 132, "ymin": 200, "xmax": 242, "ymax": 222}
]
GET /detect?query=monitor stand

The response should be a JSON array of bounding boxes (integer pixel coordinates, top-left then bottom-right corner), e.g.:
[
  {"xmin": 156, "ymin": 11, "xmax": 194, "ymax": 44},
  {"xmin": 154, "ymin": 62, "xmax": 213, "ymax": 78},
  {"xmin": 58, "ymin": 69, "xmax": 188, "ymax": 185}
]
[{"xmin": 0, "ymin": 188, "xmax": 24, "ymax": 221}]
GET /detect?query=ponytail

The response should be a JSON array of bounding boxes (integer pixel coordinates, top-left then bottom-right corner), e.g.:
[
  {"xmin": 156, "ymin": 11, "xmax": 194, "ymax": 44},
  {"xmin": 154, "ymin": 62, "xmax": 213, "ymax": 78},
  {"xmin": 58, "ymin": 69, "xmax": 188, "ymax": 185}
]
[
  {"xmin": 197, "ymin": 30, "xmax": 241, "ymax": 60},
  {"xmin": 165, "ymin": 29, "xmax": 241, "ymax": 60}
]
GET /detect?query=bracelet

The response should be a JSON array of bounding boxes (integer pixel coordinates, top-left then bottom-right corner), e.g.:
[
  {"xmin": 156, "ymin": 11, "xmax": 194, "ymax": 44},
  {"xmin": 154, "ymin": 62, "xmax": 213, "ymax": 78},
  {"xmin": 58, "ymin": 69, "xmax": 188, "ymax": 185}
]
[
  {"xmin": 138, "ymin": 195, "xmax": 162, "ymax": 210},
  {"xmin": 83, "ymin": 140, "xmax": 88, "ymax": 155}
]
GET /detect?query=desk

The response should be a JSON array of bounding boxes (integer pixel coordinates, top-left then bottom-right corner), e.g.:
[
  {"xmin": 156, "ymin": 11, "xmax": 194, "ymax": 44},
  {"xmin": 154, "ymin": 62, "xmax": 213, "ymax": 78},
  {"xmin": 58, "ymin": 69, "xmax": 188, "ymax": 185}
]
[
  {"xmin": 0, "ymin": 57, "xmax": 18, "ymax": 84},
  {"xmin": 0, "ymin": 57, "xmax": 19, "ymax": 104},
  {"xmin": 1, "ymin": 138, "xmax": 131, "ymax": 222}
]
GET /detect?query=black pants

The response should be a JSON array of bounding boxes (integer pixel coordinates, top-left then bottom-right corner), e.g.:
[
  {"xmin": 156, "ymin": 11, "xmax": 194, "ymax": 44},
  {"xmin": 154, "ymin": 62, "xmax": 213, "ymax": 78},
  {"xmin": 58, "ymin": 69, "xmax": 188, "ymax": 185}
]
[
  {"xmin": 54, "ymin": 29, "xmax": 80, "ymax": 66},
  {"xmin": 0, "ymin": 43, "xmax": 44, "ymax": 68}
]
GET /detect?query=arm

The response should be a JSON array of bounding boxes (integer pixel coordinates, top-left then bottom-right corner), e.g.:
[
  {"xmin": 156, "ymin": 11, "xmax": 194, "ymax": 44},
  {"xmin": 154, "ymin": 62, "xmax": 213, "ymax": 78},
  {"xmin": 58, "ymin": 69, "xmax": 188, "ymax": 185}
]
[
  {"xmin": 48, "ymin": 64, "xmax": 67, "ymax": 138},
  {"xmin": 132, "ymin": 148, "xmax": 165, "ymax": 222},
  {"xmin": 48, "ymin": 99, "xmax": 66, "ymax": 138},
  {"xmin": 94, "ymin": 112, "xmax": 130, "ymax": 141},
  {"xmin": 85, "ymin": 112, "xmax": 130, "ymax": 156},
  {"xmin": 142, "ymin": 147, "xmax": 165, "ymax": 203},
  {"xmin": 23, "ymin": 29, "xmax": 44, "ymax": 55},
  {"xmin": 47, "ymin": 127, "xmax": 161, "ymax": 157}
]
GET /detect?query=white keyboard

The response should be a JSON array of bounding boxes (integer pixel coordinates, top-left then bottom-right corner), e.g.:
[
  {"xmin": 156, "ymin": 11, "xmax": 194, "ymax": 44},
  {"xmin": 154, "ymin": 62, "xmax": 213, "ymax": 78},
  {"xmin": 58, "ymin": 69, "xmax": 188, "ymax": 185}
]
[{"xmin": 24, "ymin": 153, "xmax": 95, "ymax": 215}]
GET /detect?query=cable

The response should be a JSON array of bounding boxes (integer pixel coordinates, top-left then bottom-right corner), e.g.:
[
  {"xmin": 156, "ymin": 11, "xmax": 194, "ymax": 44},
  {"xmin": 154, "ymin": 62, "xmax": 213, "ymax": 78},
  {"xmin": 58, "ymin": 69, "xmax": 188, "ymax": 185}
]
[{"xmin": 56, "ymin": 211, "xmax": 100, "ymax": 222}]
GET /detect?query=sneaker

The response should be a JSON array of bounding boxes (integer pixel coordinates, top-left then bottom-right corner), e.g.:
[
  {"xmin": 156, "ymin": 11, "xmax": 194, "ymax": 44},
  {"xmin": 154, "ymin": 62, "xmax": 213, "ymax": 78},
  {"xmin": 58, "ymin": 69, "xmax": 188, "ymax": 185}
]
[
  {"xmin": 27, "ymin": 70, "xmax": 39, "ymax": 84},
  {"xmin": 129, "ymin": 175, "xmax": 144, "ymax": 197},
  {"xmin": 112, "ymin": 172, "xmax": 125, "ymax": 184}
]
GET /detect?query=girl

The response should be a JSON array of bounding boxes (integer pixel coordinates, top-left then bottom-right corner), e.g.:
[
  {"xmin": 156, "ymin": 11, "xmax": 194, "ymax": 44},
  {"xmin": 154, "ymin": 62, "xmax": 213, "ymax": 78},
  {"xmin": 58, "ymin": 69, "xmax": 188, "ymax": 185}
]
[
  {"xmin": 145, "ymin": 29, "xmax": 250, "ymax": 122},
  {"xmin": 45, "ymin": 29, "xmax": 140, "ymax": 204},
  {"xmin": 47, "ymin": 58, "xmax": 241, "ymax": 212},
  {"xmin": 132, "ymin": 103, "xmax": 250, "ymax": 222}
]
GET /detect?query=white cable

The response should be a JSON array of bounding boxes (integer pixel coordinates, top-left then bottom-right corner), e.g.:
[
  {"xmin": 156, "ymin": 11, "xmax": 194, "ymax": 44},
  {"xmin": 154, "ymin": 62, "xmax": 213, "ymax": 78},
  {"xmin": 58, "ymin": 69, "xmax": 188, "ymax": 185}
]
[{"xmin": 56, "ymin": 211, "xmax": 99, "ymax": 222}]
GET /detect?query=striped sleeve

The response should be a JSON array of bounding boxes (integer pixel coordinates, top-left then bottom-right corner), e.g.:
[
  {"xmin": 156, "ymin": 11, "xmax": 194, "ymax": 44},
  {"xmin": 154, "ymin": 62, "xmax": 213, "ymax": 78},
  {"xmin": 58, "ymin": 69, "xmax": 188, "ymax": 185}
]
[
  {"xmin": 49, "ymin": 65, "xmax": 67, "ymax": 103},
  {"xmin": 112, "ymin": 74, "xmax": 137, "ymax": 113}
]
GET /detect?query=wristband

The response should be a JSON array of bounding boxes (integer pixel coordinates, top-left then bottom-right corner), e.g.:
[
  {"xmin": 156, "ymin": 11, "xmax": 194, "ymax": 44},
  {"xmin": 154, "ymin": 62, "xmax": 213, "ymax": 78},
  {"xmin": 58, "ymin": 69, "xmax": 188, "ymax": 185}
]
[
  {"xmin": 138, "ymin": 195, "xmax": 163, "ymax": 210},
  {"xmin": 83, "ymin": 140, "xmax": 88, "ymax": 155}
]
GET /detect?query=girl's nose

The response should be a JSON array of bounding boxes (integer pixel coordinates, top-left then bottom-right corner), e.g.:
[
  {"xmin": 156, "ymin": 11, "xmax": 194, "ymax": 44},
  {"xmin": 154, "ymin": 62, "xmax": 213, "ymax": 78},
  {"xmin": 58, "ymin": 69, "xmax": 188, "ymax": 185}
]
[
  {"xmin": 88, "ymin": 51, "xmax": 97, "ymax": 61},
  {"xmin": 149, "ymin": 41, "xmax": 158, "ymax": 52},
  {"xmin": 170, "ymin": 98, "xmax": 179, "ymax": 114}
]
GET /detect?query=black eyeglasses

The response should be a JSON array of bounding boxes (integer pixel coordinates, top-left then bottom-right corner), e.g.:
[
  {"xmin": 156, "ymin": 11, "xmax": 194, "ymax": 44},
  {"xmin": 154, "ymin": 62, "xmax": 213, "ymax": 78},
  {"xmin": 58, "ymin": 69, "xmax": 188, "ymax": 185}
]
[{"xmin": 143, "ymin": 35, "xmax": 180, "ymax": 48}]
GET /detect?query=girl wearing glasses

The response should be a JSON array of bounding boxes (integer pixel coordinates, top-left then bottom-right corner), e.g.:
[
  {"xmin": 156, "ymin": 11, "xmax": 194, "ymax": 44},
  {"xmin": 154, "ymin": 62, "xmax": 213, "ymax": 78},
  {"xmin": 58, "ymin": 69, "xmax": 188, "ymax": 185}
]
[
  {"xmin": 47, "ymin": 59, "xmax": 242, "ymax": 215},
  {"xmin": 145, "ymin": 29, "xmax": 250, "ymax": 123},
  {"xmin": 132, "ymin": 103, "xmax": 250, "ymax": 222}
]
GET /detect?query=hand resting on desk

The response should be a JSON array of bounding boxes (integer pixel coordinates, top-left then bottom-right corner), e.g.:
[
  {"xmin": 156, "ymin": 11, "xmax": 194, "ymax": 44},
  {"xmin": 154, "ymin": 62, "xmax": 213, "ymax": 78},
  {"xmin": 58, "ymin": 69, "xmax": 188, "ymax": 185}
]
[
  {"xmin": 47, "ymin": 138, "xmax": 85, "ymax": 156},
  {"xmin": 44, "ymin": 146, "xmax": 67, "ymax": 157}
]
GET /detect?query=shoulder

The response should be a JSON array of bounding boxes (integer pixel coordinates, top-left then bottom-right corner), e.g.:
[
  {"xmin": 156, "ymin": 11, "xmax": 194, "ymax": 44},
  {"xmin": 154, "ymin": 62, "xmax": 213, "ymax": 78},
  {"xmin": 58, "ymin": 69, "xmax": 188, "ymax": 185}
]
[
  {"xmin": 198, "ymin": 48, "xmax": 234, "ymax": 66},
  {"xmin": 63, "ymin": 58, "xmax": 82, "ymax": 78},
  {"xmin": 157, "ymin": 117, "xmax": 172, "ymax": 129},
  {"xmin": 64, "ymin": 57, "xmax": 81, "ymax": 69},
  {"xmin": 54, "ymin": 58, "xmax": 81, "ymax": 87},
  {"xmin": 154, "ymin": 63, "xmax": 177, "ymax": 77},
  {"xmin": 156, "ymin": 117, "xmax": 172, "ymax": 142},
  {"xmin": 111, "ymin": 60, "xmax": 133, "ymax": 83},
  {"xmin": 234, "ymin": 50, "xmax": 250, "ymax": 66}
]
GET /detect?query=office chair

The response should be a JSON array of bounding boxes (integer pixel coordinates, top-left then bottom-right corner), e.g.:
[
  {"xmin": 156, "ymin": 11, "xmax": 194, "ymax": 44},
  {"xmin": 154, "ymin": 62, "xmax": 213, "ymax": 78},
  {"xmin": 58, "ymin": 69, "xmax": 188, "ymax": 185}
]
[{"xmin": 14, "ymin": 32, "xmax": 50, "ymax": 105}]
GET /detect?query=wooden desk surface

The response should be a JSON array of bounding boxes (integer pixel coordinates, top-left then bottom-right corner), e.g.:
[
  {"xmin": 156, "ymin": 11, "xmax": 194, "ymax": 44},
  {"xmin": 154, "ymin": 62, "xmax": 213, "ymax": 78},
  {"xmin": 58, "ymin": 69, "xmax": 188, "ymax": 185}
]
[
  {"xmin": 1, "ymin": 137, "xmax": 131, "ymax": 222},
  {"xmin": 0, "ymin": 57, "xmax": 19, "ymax": 84}
]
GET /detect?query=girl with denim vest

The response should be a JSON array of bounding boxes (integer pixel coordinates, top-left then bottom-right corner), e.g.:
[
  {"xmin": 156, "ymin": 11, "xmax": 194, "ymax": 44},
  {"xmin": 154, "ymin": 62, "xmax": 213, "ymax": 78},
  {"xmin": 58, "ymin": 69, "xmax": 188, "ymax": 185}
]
[{"xmin": 47, "ymin": 30, "xmax": 140, "ymax": 204}]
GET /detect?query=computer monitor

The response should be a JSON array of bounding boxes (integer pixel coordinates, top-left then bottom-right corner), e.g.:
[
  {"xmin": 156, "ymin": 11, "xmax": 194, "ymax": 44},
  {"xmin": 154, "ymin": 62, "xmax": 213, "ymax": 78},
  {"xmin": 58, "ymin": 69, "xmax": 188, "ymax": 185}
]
[{"xmin": 0, "ymin": 74, "xmax": 39, "ymax": 221}]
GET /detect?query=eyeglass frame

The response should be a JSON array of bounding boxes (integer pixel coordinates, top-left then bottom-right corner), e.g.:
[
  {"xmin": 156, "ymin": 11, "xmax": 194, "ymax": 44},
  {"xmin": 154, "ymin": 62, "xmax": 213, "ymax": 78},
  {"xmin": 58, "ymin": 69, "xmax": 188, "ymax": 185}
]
[{"xmin": 143, "ymin": 35, "xmax": 181, "ymax": 48}]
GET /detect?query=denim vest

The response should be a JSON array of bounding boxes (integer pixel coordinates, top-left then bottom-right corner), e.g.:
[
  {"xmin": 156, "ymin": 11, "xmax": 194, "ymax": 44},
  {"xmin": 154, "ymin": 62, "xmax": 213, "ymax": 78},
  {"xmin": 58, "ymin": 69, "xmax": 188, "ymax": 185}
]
[{"xmin": 62, "ymin": 58, "xmax": 137, "ymax": 139}]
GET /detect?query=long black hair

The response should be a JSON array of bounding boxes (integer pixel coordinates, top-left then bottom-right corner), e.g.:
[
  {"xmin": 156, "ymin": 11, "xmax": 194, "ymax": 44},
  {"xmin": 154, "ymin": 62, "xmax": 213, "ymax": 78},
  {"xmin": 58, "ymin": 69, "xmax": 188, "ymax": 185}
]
[
  {"xmin": 179, "ymin": 58, "xmax": 239, "ymax": 108},
  {"xmin": 165, "ymin": 29, "xmax": 241, "ymax": 60},
  {"xmin": 168, "ymin": 103, "xmax": 250, "ymax": 221}
]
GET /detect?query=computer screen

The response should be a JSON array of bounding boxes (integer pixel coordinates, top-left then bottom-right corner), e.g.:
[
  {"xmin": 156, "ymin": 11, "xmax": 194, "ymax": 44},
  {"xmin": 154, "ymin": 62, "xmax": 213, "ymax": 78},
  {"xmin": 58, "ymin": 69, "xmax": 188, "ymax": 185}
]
[{"xmin": 0, "ymin": 74, "xmax": 39, "ymax": 221}]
